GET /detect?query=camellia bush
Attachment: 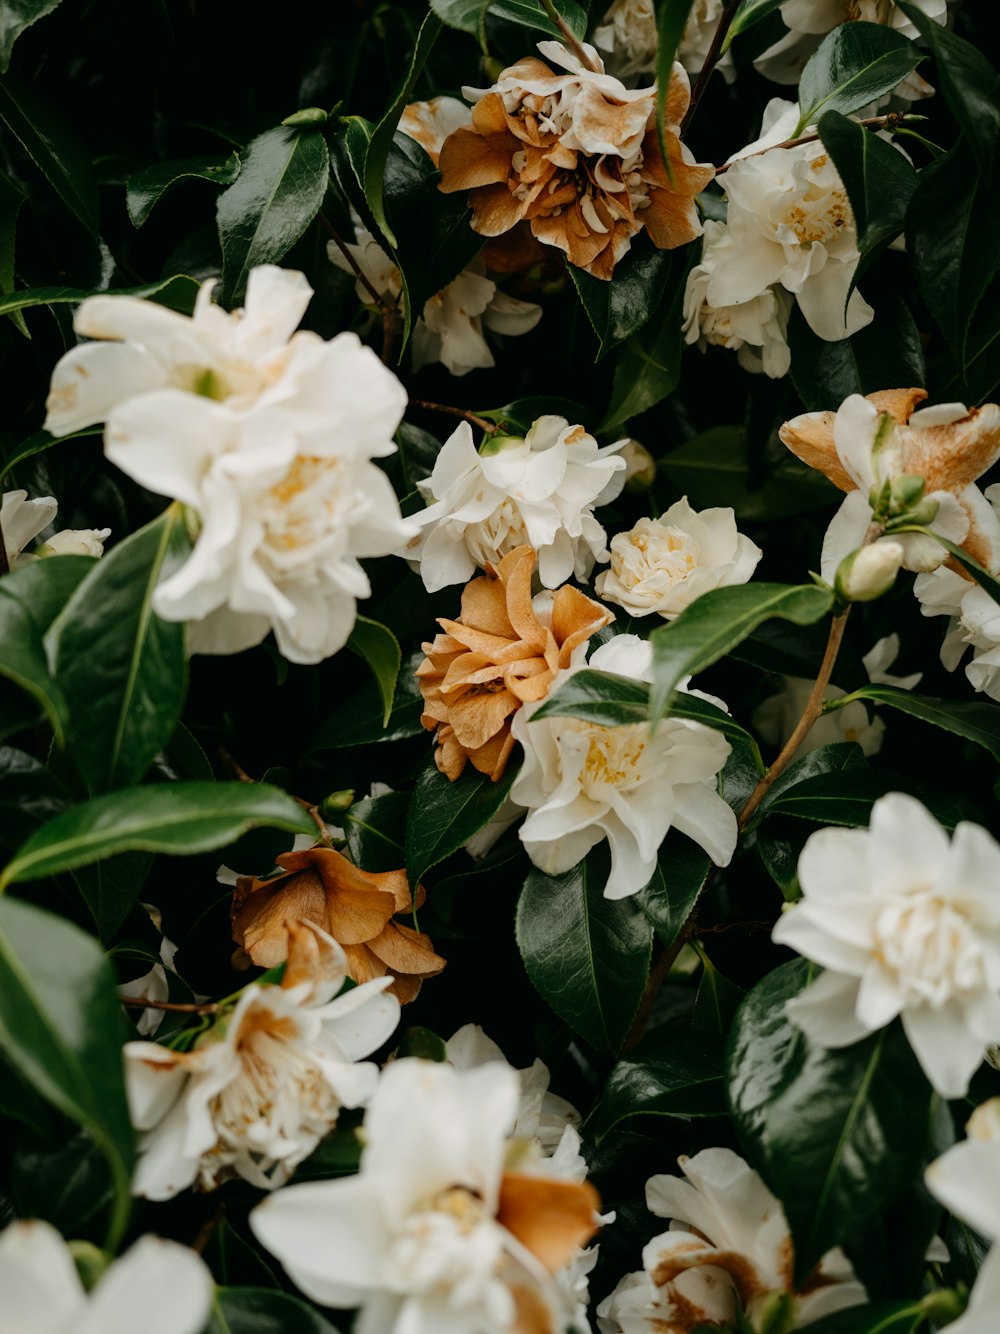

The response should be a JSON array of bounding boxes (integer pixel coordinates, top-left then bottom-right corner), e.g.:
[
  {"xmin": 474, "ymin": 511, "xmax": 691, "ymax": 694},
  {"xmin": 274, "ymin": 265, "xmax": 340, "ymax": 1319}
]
[{"xmin": 3, "ymin": 0, "xmax": 1000, "ymax": 1330}]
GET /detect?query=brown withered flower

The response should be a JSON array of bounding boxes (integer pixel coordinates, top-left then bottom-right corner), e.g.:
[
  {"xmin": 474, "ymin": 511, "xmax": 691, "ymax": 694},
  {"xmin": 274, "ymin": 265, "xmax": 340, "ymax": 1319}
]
[
  {"xmin": 416, "ymin": 543, "xmax": 612, "ymax": 782},
  {"xmin": 438, "ymin": 40, "xmax": 714, "ymax": 281},
  {"xmin": 231, "ymin": 847, "xmax": 445, "ymax": 1004}
]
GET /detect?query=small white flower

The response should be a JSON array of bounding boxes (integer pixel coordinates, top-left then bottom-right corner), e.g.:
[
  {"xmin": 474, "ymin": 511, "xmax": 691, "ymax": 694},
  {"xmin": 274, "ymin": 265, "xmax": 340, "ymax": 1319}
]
[
  {"xmin": 124, "ymin": 922, "xmax": 400, "ymax": 1198},
  {"xmin": 0, "ymin": 1219, "xmax": 213, "ymax": 1334},
  {"xmin": 595, "ymin": 496, "xmax": 762, "ymax": 619},
  {"xmin": 834, "ymin": 538, "xmax": 904, "ymax": 602},
  {"xmin": 405, "ymin": 416, "xmax": 626, "ymax": 591},
  {"xmin": 593, "ymin": 0, "xmax": 734, "ymax": 84},
  {"xmin": 37, "ymin": 527, "xmax": 111, "ymax": 557},
  {"xmin": 511, "ymin": 635, "xmax": 737, "ymax": 898},
  {"xmin": 1, "ymin": 489, "xmax": 58, "ymax": 567},
  {"xmin": 596, "ymin": 1148, "xmax": 865, "ymax": 1333},
  {"xmin": 44, "ymin": 264, "xmax": 412, "ymax": 664},
  {"xmin": 773, "ymin": 792, "xmax": 1000, "ymax": 1098},
  {"xmin": 250, "ymin": 1058, "xmax": 601, "ymax": 1334}
]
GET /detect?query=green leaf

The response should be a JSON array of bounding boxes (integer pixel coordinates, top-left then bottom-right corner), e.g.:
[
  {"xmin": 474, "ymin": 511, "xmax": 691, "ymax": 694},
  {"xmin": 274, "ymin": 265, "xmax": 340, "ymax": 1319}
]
[
  {"xmin": 127, "ymin": 153, "xmax": 240, "ymax": 227},
  {"xmin": 599, "ymin": 263, "xmax": 686, "ymax": 432},
  {"xmin": 722, "ymin": 0, "xmax": 785, "ymax": 51},
  {"xmin": 344, "ymin": 791, "xmax": 408, "ymax": 873},
  {"xmin": 1, "ymin": 426, "xmax": 98, "ymax": 485},
  {"xmin": 569, "ymin": 243, "xmax": 672, "ymax": 359},
  {"xmin": 430, "ymin": 0, "xmax": 488, "ymax": 44},
  {"xmin": 0, "ymin": 782, "xmax": 315, "ymax": 889},
  {"xmin": 796, "ymin": 23, "xmax": 924, "ymax": 134},
  {"xmin": 788, "ymin": 299, "xmax": 925, "ymax": 412},
  {"xmin": 0, "ymin": 72, "xmax": 99, "ymax": 232},
  {"xmin": 309, "ymin": 651, "xmax": 426, "ymax": 751},
  {"xmin": 894, "ymin": 525, "xmax": 1000, "ymax": 609},
  {"xmin": 836, "ymin": 683, "xmax": 1000, "ymax": 764},
  {"xmin": 897, "ymin": 0, "xmax": 1000, "ymax": 182},
  {"xmin": 0, "ymin": 895, "xmax": 135, "ymax": 1248},
  {"xmin": 596, "ymin": 1027, "xmax": 725, "ymax": 1139},
  {"xmin": 10, "ymin": 1124, "xmax": 113, "ymax": 1235},
  {"xmin": 649, "ymin": 583, "xmax": 834, "ymax": 726},
  {"xmin": 728, "ymin": 959, "xmax": 934, "ymax": 1279},
  {"xmin": 71, "ymin": 852, "xmax": 153, "ymax": 943},
  {"xmin": 0, "ymin": 0, "xmax": 64, "ymax": 70},
  {"xmin": 217, "ymin": 126, "xmax": 330, "ymax": 306},
  {"xmin": 693, "ymin": 951, "xmax": 745, "ymax": 1036},
  {"xmin": 760, "ymin": 767, "xmax": 960, "ymax": 829},
  {"xmin": 634, "ymin": 832, "xmax": 711, "ymax": 948},
  {"xmin": 405, "ymin": 756, "xmax": 520, "ymax": 888},
  {"xmin": 0, "ymin": 555, "xmax": 95, "ymax": 740},
  {"xmin": 654, "ymin": 0, "xmax": 695, "ymax": 176},
  {"xmin": 47, "ymin": 508, "xmax": 190, "ymax": 794},
  {"xmin": 0, "ymin": 170, "xmax": 28, "ymax": 337},
  {"xmin": 347, "ymin": 616, "xmax": 400, "ymax": 729},
  {"xmin": 0, "ymin": 273, "xmax": 199, "ymax": 320},
  {"xmin": 757, "ymin": 741, "xmax": 866, "ymax": 814},
  {"xmin": 479, "ymin": 396, "xmax": 591, "ymax": 435},
  {"xmin": 516, "ymin": 844, "xmax": 652, "ymax": 1055},
  {"xmin": 805, "ymin": 1304, "xmax": 925, "ymax": 1334},
  {"xmin": 208, "ymin": 1288, "xmax": 343, "ymax": 1334},
  {"xmin": 487, "ymin": 0, "xmax": 587, "ymax": 41}
]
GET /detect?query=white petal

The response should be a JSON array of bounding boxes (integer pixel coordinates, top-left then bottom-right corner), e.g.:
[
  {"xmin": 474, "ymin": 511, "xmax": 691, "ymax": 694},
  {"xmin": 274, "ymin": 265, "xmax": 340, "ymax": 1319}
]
[
  {"xmin": 79, "ymin": 1238, "xmax": 213, "ymax": 1334},
  {"xmin": 902, "ymin": 1002, "xmax": 984, "ymax": 1098},
  {"xmin": 926, "ymin": 1141, "xmax": 1000, "ymax": 1241},
  {"xmin": 44, "ymin": 341, "xmax": 167, "ymax": 436},
  {"xmin": 784, "ymin": 970, "xmax": 871, "ymax": 1047},
  {"xmin": 0, "ymin": 1220, "xmax": 85, "ymax": 1333}
]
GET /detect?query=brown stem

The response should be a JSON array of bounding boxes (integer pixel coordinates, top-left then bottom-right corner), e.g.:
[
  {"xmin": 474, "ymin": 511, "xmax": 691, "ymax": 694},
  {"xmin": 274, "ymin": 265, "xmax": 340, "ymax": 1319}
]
[
  {"xmin": 714, "ymin": 114, "xmax": 908, "ymax": 175},
  {"xmin": 318, "ymin": 210, "xmax": 392, "ymax": 312},
  {"xmin": 120, "ymin": 996, "xmax": 220, "ymax": 1014},
  {"xmin": 539, "ymin": 0, "xmax": 601, "ymax": 71},
  {"xmin": 217, "ymin": 747, "xmax": 253, "ymax": 783},
  {"xmin": 410, "ymin": 399, "xmax": 499, "ymax": 434},
  {"xmin": 624, "ymin": 930, "xmax": 692, "ymax": 1051},
  {"xmin": 738, "ymin": 609, "xmax": 851, "ymax": 831},
  {"xmin": 681, "ymin": 0, "xmax": 740, "ymax": 136},
  {"xmin": 192, "ymin": 1204, "xmax": 225, "ymax": 1256}
]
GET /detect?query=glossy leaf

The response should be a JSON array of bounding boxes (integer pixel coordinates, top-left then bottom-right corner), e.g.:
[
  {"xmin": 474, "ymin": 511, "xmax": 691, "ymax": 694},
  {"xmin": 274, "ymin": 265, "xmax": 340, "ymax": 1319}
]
[
  {"xmin": 0, "ymin": 746, "xmax": 68, "ymax": 850},
  {"xmin": 596, "ymin": 1028, "xmax": 726, "ymax": 1139},
  {"xmin": 805, "ymin": 1305, "xmax": 925, "ymax": 1334},
  {"xmin": 654, "ymin": 0, "xmax": 695, "ymax": 175},
  {"xmin": 0, "ymin": 273, "xmax": 199, "ymax": 320},
  {"xmin": 788, "ymin": 299, "xmax": 925, "ymax": 412},
  {"xmin": 71, "ymin": 852, "xmax": 153, "ymax": 942},
  {"xmin": 405, "ymin": 756, "xmax": 520, "ymax": 888},
  {"xmin": 0, "ymin": 72, "xmax": 99, "ymax": 231},
  {"xmin": 836, "ymin": 684, "xmax": 1000, "ymax": 764},
  {"xmin": 309, "ymin": 652, "xmax": 426, "ymax": 751},
  {"xmin": 347, "ymin": 616, "xmax": 401, "ymax": 729},
  {"xmin": 648, "ymin": 583, "xmax": 834, "ymax": 726},
  {"xmin": 208, "ymin": 1288, "xmax": 343, "ymax": 1334},
  {"xmin": 516, "ymin": 844, "xmax": 652, "ymax": 1054},
  {"xmin": 487, "ymin": 0, "xmax": 587, "ymax": 40},
  {"xmin": 760, "ymin": 767, "xmax": 960, "ymax": 829},
  {"xmin": 430, "ymin": 0, "xmax": 488, "ymax": 43},
  {"xmin": 0, "ymin": 896, "xmax": 134, "ymax": 1247},
  {"xmin": 722, "ymin": 0, "xmax": 785, "ymax": 50},
  {"xmin": 0, "ymin": 0, "xmax": 64, "ymax": 70},
  {"xmin": 728, "ymin": 960, "xmax": 934, "ymax": 1279},
  {"xmin": 570, "ymin": 244, "xmax": 672, "ymax": 360},
  {"xmin": 344, "ymin": 791, "xmax": 409, "ymax": 874},
  {"xmin": 600, "ymin": 265, "xmax": 686, "ymax": 432},
  {"xmin": 47, "ymin": 507, "xmax": 190, "ymax": 793},
  {"xmin": 0, "ymin": 782, "xmax": 315, "ymax": 888},
  {"xmin": 796, "ymin": 23, "xmax": 924, "ymax": 134},
  {"xmin": 217, "ymin": 125, "xmax": 329, "ymax": 306},
  {"xmin": 0, "ymin": 170, "xmax": 28, "ymax": 336},
  {"xmin": 757, "ymin": 741, "xmax": 866, "ymax": 815},
  {"xmin": 634, "ymin": 831, "xmax": 711, "ymax": 949},
  {"xmin": 127, "ymin": 153, "xmax": 240, "ymax": 227}
]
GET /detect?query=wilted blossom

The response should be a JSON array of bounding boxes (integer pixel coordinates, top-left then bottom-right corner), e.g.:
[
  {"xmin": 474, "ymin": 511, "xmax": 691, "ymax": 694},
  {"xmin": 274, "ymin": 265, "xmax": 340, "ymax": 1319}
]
[
  {"xmin": 593, "ymin": 0, "xmax": 734, "ymax": 84},
  {"xmin": 773, "ymin": 792, "xmax": 1000, "ymax": 1098},
  {"xmin": 1, "ymin": 488, "xmax": 109, "ymax": 567},
  {"xmin": 404, "ymin": 415, "xmax": 626, "ymax": 591},
  {"xmin": 125, "ymin": 920, "xmax": 400, "ymax": 1197},
  {"xmin": 511, "ymin": 634, "xmax": 737, "ymax": 898},
  {"xmin": 597, "ymin": 1148, "xmax": 865, "ymax": 1332},
  {"xmin": 0, "ymin": 1220, "xmax": 213, "ymax": 1334},
  {"xmin": 417, "ymin": 544, "xmax": 612, "ymax": 781},
  {"xmin": 251, "ymin": 1057, "xmax": 602, "ymax": 1334},
  {"xmin": 438, "ymin": 41, "xmax": 714, "ymax": 280},
  {"xmin": 44, "ymin": 264, "xmax": 413, "ymax": 664},
  {"xmin": 595, "ymin": 495, "xmax": 762, "ymax": 619}
]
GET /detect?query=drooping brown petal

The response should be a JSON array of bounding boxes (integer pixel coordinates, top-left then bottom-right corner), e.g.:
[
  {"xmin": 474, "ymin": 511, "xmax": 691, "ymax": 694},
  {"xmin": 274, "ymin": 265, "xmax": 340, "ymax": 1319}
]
[
  {"xmin": 902, "ymin": 403, "xmax": 1000, "ymax": 493},
  {"xmin": 232, "ymin": 869, "xmax": 328, "ymax": 969},
  {"xmin": 778, "ymin": 410, "xmax": 852, "ymax": 492},
  {"xmin": 281, "ymin": 918, "xmax": 344, "ymax": 1000},
  {"xmin": 497, "ymin": 1173, "xmax": 600, "ymax": 1274},
  {"xmin": 867, "ymin": 387, "xmax": 927, "ymax": 423}
]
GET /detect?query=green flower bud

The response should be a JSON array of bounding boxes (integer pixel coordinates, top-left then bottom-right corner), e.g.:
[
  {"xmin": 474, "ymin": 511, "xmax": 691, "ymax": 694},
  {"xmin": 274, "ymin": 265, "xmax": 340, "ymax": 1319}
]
[
  {"xmin": 321, "ymin": 788, "xmax": 355, "ymax": 814},
  {"xmin": 888, "ymin": 473, "xmax": 926, "ymax": 513},
  {"xmin": 746, "ymin": 1288, "xmax": 795, "ymax": 1334},
  {"xmin": 478, "ymin": 432, "xmax": 523, "ymax": 457},
  {"xmin": 69, "ymin": 1241, "xmax": 109, "ymax": 1292},
  {"xmin": 282, "ymin": 107, "xmax": 328, "ymax": 127}
]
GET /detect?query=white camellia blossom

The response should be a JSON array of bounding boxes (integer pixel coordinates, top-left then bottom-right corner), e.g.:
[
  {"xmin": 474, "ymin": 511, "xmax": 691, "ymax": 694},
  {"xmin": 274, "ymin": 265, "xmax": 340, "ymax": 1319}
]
[
  {"xmin": 924, "ymin": 1100, "xmax": 1000, "ymax": 1334},
  {"xmin": 511, "ymin": 635, "xmax": 737, "ymax": 898},
  {"xmin": 595, "ymin": 495, "xmax": 762, "ymax": 618},
  {"xmin": 773, "ymin": 792, "xmax": 1000, "ymax": 1098},
  {"xmin": 0, "ymin": 1220, "xmax": 213, "ymax": 1334},
  {"xmin": 404, "ymin": 416, "xmax": 626, "ymax": 591},
  {"xmin": 125, "ymin": 921, "xmax": 400, "ymax": 1198},
  {"xmin": 597, "ymin": 1148, "xmax": 866, "ymax": 1333},
  {"xmin": 43, "ymin": 264, "xmax": 413, "ymax": 664},
  {"xmin": 250, "ymin": 1057, "xmax": 601, "ymax": 1334},
  {"xmin": 1, "ymin": 488, "xmax": 110, "ymax": 567},
  {"xmin": 593, "ymin": 0, "xmax": 734, "ymax": 84}
]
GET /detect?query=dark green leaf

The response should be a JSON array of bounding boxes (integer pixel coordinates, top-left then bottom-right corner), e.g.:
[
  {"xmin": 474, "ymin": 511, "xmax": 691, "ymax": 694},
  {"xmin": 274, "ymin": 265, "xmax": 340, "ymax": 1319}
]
[
  {"xmin": 309, "ymin": 651, "xmax": 426, "ymax": 750},
  {"xmin": 487, "ymin": 0, "xmax": 587, "ymax": 41},
  {"xmin": 0, "ymin": 170, "xmax": 28, "ymax": 337},
  {"xmin": 0, "ymin": 274, "xmax": 199, "ymax": 320},
  {"xmin": 347, "ymin": 616, "xmax": 400, "ymax": 730},
  {"xmin": 894, "ymin": 525, "xmax": 1000, "ymax": 609},
  {"xmin": 728, "ymin": 959, "xmax": 934, "ymax": 1279},
  {"xmin": 723, "ymin": 0, "xmax": 785, "ymax": 50},
  {"xmin": 479, "ymin": 396, "xmax": 591, "ymax": 435},
  {"xmin": 0, "ymin": 72, "xmax": 99, "ymax": 231},
  {"xmin": 208, "ymin": 1288, "xmax": 343, "ymax": 1334},
  {"xmin": 569, "ymin": 240, "xmax": 672, "ymax": 358},
  {"xmin": 596, "ymin": 1027, "xmax": 725, "ymax": 1138},
  {"xmin": 805, "ymin": 1304, "xmax": 925, "ymax": 1334},
  {"xmin": 693, "ymin": 952, "xmax": 744, "ymax": 1036},
  {"xmin": 634, "ymin": 832, "xmax": 711, "ymax": 948},
  {"xmin": 649, "ymin": 583, "xmax": 834, "ymax": 726},
  {"xmin": 838, "ymin": 683, "xmax": 1000, "ymax": 764},
  {"xmin": 0, "ymin": 896, "xmax": 134, "ymax": 1247},
  {"xmin": 406, "ymin": 755, "xmax": 520, "ymax": 887},
  {"xmin": 430, "ymin": 0, "xmax": 488, "ymax": 43},
  {"xmin": 757, "ymin": 741, "xmax": 866, "ymax": 813},
  {"xmin": 761, "ymin": 767, "xmax": 960, "ymax": 829},
  {"xmin": 516, "ymin": 844, "xmax": 652, "ymax": 1054},
  {"xmin": 396, "ymin": 1026, "xmax": 448, "ymax": 1061},
  {"xmin": 0, "ymin": 782, "xmax": 315, "ymax": 888},
  {"xmin": 127, "ymin": 153, "xmax": 240, "ymax": 227},
  {"xmin": 796, "ymin": 23, "xmax": 924, "ymax": 134},
  {"xmin": 788, "ymin": 299, "xmax": 925, "ymax": 412},
  {"xmin": 47, "ymin": 507, "xmax": 190, "ymax": 793},
  {"xmin": 71, "ymin": 852, "xmax": 154, "ymax": 942},
  {"xmin": 1, "ymin": 427, "xmax": 99, "ymax": 485},
  {"xmin": 217, "ymin": 126, "xmax": 329, "ymax": 306},
  {"xmin": 756, "ymin": 820, "xmax": 805, "ymax": 899},
  {"xmin": 600, "ymin": 265, "xmax": 686, "ymax": 432},
  {"xmin": 10, "ymin": 1125, "xmax": 112, "ymax": 1235},
  {"xmin": 344, "ymin": 791, "xmax": 409, "ymax": 873},
  {"xmin": 654, "ymin": 0, "xmax": 695, "ymax": 174},
  {"xmin": 0, "ymin": 0, "xmax": 64, "ymax": 70}
]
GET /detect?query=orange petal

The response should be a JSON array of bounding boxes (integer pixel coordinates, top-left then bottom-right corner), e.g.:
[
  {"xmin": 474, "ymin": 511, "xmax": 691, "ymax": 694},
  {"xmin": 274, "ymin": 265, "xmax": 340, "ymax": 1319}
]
[
  {"xmin": 497, "ymin": 1173, "xmax": 600, "ymax": 1274},
  {"xmin": 469, "ymin": 726, "xmax": 516, "ymax": 781},
  {"xmin": 903, "ymin": 402, "xmax": 1000, "ymax": 492},
  {"xmin": 469, "ymin": 183, "xmax": 528, "ymax": 238},
  {"xmin": 341, "ymin": 941, "xmax": 386, "ymax": 987},
  {"xmin": 439, "ymin": 121, "xmax": 514, "ymax": 192},
  {"xmin": 460, "ymin": 570, "xmax": 517, "ymax": 637},
  {"xmin": 448, "ymin": 687, "xmax": 519, "ymax": 748},
  {"xmin": 867, "ymin": 387, "xmax": 927, "ymax": 423},
  {"xmin": 231, "ymin": 869, "xmax": 327, "ymax": 968},
  {"xmin": 778, "ymin": 410, "xmax": 853, "ymax": 492},
  {"xmin": 552, "ymin": 585, "xmax": 612, "ymax": 665},
  {"xmin": 367, "ymin": 920, "xmax": 447, "ymax": 976}
]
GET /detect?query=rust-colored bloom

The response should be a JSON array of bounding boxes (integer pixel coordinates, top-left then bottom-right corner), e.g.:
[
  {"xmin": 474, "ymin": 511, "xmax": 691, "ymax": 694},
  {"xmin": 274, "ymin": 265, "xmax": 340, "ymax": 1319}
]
[
  {"xmin": 231, "ymin": 847, "xmax": 445, "ymax": 1004},
  {"xmin": 438, "ymin": 42, "xmax": 714, "ymax": 281},
  {"xmin": 416, "ymin": 543, "xmax": 612, "ymax": 782}
]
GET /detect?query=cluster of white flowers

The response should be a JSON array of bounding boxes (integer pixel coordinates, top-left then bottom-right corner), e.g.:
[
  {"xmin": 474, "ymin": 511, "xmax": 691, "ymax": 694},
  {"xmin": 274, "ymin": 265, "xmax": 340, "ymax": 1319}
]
[
  {"xmin": 593, "ymin": 0, "xmax": 734, "ymax": 84},
  {"xmin": 1, "ymin": 488, "xmax": 109, "ymax": 567},
  {"xmin": 44, "ymin": 264, "xmax": 413, "ymax": 664}
]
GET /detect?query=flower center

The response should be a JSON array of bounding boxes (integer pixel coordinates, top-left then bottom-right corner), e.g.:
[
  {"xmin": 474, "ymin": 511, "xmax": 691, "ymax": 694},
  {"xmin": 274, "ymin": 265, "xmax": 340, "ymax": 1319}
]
[
  {"xmin": 873, "ymin": 893, "xmax": 986, "ymax": 1006},
  {"xmin": 260, "ymin": 455, "xmax": 345, "ymax": 557},
  {"xmin": 613, "ymin": 522, "xmax": 699, "ymax": 588},
  {"xmin": 387, "ymin": 1187, "xmax": 503, "ymax": 1297},
  {"xmin": 779, "ymin": 164, "xmax": 851, "ymax": 246},
  {"xmin": 579, "ymin": 722, "xmax": 647, "ymax": 794}
]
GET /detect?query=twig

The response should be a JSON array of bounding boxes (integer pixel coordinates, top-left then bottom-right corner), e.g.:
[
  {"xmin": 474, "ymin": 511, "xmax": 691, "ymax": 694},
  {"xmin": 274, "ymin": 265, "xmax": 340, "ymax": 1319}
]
[
  {"xmin": 681, "ymin": 0, "xmax": 740, "ymax": 136},
  {"xmin": 624, "ymin": 931, "xmax": 692, "ymax": 1051},
  {"xmin": 192, "ymin": 1205, "xmax": 226, "ymax": 1256},
  {"xmin": 120, "ymin": 996, "xmax": 220, "ymax": 1014},
  {"xmin": 318, "ymin": 210, "xmax": 391, "ymax": 311},
  {"xmin": 714, "ymin": 114, "xmax": 909, "ymax": 174},
  {"xmin": 539, "ymin": 0, "xmax": 601, "ymax": 72},
  {"xmin": 217, "ymin": 747, "xmax": 253, "ymax": 783},
  {"xmin": 738, "ymin": 609, "xmax": 850, "ymax": 831},
  {"xmin": 410, "ymin": 399, "xmax": 499, "ymax": 434}
]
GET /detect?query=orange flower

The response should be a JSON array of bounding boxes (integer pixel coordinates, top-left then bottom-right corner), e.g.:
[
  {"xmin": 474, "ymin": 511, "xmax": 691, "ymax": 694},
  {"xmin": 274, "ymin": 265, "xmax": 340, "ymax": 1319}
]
[
  {"xmin": 231, "ymin": 847, "xmax": 445, "ymax": 1004},
  {"xmin": 416, "ymin": 544, "xmax": 612, "ymax": 781},
  {"xmin": 438, "ymin": 43, "xmax": 714, "ymax": 280}
]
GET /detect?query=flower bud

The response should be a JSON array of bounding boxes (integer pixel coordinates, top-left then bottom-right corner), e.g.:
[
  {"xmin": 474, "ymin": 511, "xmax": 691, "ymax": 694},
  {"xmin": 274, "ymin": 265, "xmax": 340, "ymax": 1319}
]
[
  {"xmin": 901, "ymin": 496, "xmax": 941, "ymax": 527},
  {"xmin": 966, "ymin": 1096, "xmax": 1000, "ymax": 1142},
  {"xmin": 920, "ymin": 1288, "xmax": 967, "ymax": 1324},
  {"xmin": 282, "ymin": 107, "xmax": 328, "ymax": 127},
  {"xmin": 888, "ymin": 473, "xmax": 926, "ymax": 513},
  {"xmin": 478, "ymin": 432, "xmax": 522, "ymax": 457},
  {"xmin": 69, "ymin": 1241, "xmax": 109, "ymax": 1292},
  {"xmin": 834, "ymin": 540, "xmax": 904, "ymax": 603},
  {"xmin": 36, "ymin": 527, "xmax": 111, "ymax": 558},
  {"xmin": 620, "ymin": 438, "xmax": 656, "ymax": 492},
  {"xmin": 321, "ymin": 788, "xmax": 355, "ymax": 815},
  {"xmin": 746, "ymin": 1289, "xmax": 795, "ymax": 1334}
]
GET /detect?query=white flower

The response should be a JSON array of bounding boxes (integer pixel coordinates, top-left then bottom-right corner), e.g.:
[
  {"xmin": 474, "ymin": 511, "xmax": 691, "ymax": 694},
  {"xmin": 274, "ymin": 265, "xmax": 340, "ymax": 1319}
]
[
  {"xmin": 119, "ymin": 906, "xmax": 180, "ymax": 1038},
  {"xmin": 124, "ymin": 921, "xmax": 400, "ymax": 1197},
  {"xmin": 753, "ymin": 633, "xmax": 920, "ymax": 761},
  {"xmin": 834, "ymin": 537, "xmax": 904, "ymax": 601},
  {"xmin": 37, "ymin": 527, "xmax": 111, "ymax": 557},
  {"xmin": 399, "ymin": 96, "xmax": 476, "ymax": 162},
  {"xmin": 250, "ymin": 1058, "xmax": 601, "ymax": 1334},
  {"xmin": 593, "ymin": 0, "xmax": 734, "ymax": 84},
  {"xmin": 405, "ymin": 416, "xmax": 626, "ymax": 591},
  {"xmin": 683, "ymin": 220, "xmax": 793, "ymax": 378},
  {"xmin": 44, "ymin": 264, "xmax": 412, "ymax": 664},
  {"xmin": 0, "ymin": 1220, "xmax": 212, "ymax": 1334},
  {"xmin": 711, "ymin": 100, "xmax": 875, "ymax": 344},
  {"xmin": 511, "ymin": 635, "xmax": 737, "ymax": 898},
  {"xmin": 1, "ymin": 488, "xmax": 110, "ymax": 567},
  {"xmin": 597, "ymin": 1148, "xmax": 865, "ymax": 1333},
  {"xmin": 595, "ymin": 496, "xmax": 762, "ymax": 619},
  {"xmin": 772, "ymin": 792, "xmax": 1000, "ymax": 1098}
]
